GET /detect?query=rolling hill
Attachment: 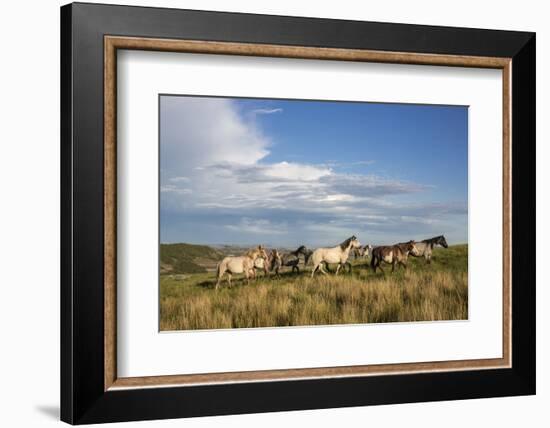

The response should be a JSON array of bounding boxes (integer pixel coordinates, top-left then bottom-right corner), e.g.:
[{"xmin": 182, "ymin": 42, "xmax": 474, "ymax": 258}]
[{"xmin": 160, "ymin": 243, "xmax": 224, "ymax": 274}]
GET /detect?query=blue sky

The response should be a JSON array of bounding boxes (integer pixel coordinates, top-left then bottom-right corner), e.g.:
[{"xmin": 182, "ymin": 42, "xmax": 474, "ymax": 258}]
[{"xmin": 160, "ymin": 95, "xmax": 468, "ymax": 247}]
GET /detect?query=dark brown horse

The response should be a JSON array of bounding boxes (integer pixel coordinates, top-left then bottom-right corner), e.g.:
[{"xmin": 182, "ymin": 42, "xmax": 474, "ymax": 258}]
[{"xmin": 370, "ymin": 241, "xmax": 419, "ymax": 273}]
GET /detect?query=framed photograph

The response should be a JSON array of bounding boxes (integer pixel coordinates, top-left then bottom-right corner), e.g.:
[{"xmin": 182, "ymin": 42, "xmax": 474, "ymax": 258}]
[{"xmin": 61, "ymin": 2, "xmax": 535, "ymax": 424}]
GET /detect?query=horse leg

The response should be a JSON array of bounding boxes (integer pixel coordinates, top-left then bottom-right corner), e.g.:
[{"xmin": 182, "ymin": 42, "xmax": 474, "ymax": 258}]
[
  {"xmin": 311, "ymin": 262, "xmax": 328, "ymax": 278},
  {"xmin": 226, "ymin": 273, "xmax": 232, "ymax": 288},
  {"xmin": 335, "ymin": 263, "xmax": 341, "ymax": 275},
  {"xmin": 311, "ymin": 264, "xmax": 317, "ymax": 278},
  {"xmin": 371, "ymin": 256, "xmax": 378, "ymax": 273},
  {"xmin": 319, "ymin": 263, "xmax": 329, "ymax": 275},
  {"xmin": 216, "ymin": 266, "xmax": 225, "ymax": 290}
]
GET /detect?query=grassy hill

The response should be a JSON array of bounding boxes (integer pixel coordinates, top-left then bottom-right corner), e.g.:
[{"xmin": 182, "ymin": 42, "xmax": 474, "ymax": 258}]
[
  {"xmin": 160, "ymin": 244, "xmax": 468, "ymax": 330},
  {"xmin": 160, "ymin": 243, "xmax": 224, "ymax": 274}
]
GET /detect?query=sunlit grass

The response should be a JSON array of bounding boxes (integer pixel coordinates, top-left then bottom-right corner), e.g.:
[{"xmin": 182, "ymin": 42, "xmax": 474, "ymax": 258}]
[{"xmin": 160, "ymin": 245, "xmax": 468, "ymax": 331}]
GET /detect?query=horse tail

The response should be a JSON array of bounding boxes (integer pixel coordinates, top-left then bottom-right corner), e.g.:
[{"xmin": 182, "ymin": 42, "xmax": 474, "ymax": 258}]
[{"xmin": 370, "ymin": 252, "xmax": 377, "ymax": 269}]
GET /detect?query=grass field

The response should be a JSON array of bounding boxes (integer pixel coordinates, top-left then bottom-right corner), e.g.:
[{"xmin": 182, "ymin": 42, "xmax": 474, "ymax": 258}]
[{"xmin": 160, "ymin": 244, "xmax": 468, "ymax": 331}]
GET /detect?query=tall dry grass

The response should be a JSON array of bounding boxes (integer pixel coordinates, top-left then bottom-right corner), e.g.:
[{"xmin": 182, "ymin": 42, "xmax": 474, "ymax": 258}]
[{"xmin": 160, "ymin": 245, "xmax": 468, "ymax": 331}]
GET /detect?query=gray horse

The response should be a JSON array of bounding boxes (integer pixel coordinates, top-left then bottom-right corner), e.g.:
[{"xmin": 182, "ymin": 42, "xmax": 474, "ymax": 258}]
[{"xmin": 406, "ymin": 235, "xmax": 448, "ymax": 264}]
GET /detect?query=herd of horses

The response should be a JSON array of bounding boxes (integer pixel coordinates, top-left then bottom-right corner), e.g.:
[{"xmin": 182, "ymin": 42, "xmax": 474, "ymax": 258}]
[{"xmin": 215, "ymin": 235, "xmax": 448, "ymax": 290}]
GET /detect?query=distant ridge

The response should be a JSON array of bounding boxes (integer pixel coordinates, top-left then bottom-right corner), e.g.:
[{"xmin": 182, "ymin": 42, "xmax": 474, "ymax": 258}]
[{"xmin": 160, "ymin": 243, "xmax": 224, "ymax": 274}]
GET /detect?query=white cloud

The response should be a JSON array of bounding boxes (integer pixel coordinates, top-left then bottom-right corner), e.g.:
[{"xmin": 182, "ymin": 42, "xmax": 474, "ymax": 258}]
[
  {"xmin": 251, "ymin": 108, "xmax": 283, "ymax": 115},
  {"xmin": 263, "ymin": 161, "xmax": 330, "ymax": 181},
  {"xmin": 160, "ymin": 97, "xmax": 270, "ymax": 174},
  {"xmin": 169, "ymin": 176, "xmax": 190, "ymax": 183},
  {"xmin": 325, "ymin": 160, "xmax": 375, "ymax": 168},
  {"xmin": 160, "ymin": 185, "xmax": 192, "ymax": 195},
  {"xmin": 209, "ymin": 161, "xmax": 332, "ymax": 184},
  {"xmin": 320, "ymin": 194, "xmax": 357, "ymax": 203}
]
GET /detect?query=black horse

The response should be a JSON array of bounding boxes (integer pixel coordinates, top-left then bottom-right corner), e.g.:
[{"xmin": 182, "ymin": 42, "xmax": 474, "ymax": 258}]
[{"xmin": 277, "ymin": 245, "xmax": 312, "ymax": 273}]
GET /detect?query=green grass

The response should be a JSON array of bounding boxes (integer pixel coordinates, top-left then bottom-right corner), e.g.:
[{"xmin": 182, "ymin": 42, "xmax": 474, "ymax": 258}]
[{"xmin": 160, "ymin": 244, "xmax": 468, "ymax": 331}]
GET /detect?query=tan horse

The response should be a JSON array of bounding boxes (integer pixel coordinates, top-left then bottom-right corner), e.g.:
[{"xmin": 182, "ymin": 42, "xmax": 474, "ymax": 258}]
[
  {"xmin": 216, "ymin": 245, "xmax": 268, "ymax": 290},
  {"xmin": 253, "ymin": 257, "xmax": 269, "ymax": 278},
  {"xmin": 370, "ymin": 241, "xmax": 419, "ymax": 273},
  {"xmin": 311, "ymin": 236, "xmax": 361, "ymax": 277}
]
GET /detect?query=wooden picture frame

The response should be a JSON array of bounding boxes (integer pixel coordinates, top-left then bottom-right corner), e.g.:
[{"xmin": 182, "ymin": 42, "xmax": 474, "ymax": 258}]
[{"xmin": 61, "ymin": 2, "xmax": 535, "ymax": 424}]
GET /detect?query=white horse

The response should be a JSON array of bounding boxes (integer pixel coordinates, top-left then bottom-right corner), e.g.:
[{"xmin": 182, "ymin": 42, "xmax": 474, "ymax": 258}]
[
  {"xmin": 311, "ymin": 236, "xmax": 361, "ymax": 277},
  {"xmin": 216, "ymin": 245, "xmax": 268, "ymax": 290}
]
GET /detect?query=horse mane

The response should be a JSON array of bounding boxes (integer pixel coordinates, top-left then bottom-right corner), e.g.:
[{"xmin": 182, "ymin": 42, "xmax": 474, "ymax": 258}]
[
  {"xmin": 396, "ymin": 240, "xmax": 414, "ymax": 250},
  {"xmin": 422, "ymin": 235, "xmax": 444, "ymax": 244},
  {"xmin": 291, "ymin": 245, "xmax": 306, "ymax": 256},
  {"xmin": 243, "ymin": 248, "xmax": 257, "ymax": 257},
  {"xmin": 244, "ymin": 246, "xmax": 265, "ymax": 258},
  {"xmin": 339, "ymin": 235, "xmax": 356, "ymax": 250}
]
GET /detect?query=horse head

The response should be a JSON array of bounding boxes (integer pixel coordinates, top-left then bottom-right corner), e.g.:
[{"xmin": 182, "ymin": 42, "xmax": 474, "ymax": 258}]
[
  {"xmin": 246, "ymin": 245, "xmax": 268, "ymax": 261},
  {"xmin": 257, "ymin": 245, "xmax": 269, "ymax": 261},
  {"xmin": 340, "ymin": 235, "xmax": 360, "ymax": 251},
  {"xmin": 438, "ymin": 235, "xmax": 449, "ymax": 248},
  {"xmin": 406, "ymin": 240, "xmax": 420, "ymax": 256},
  {"xmin": 359, "ymin": 244, "xmax": 373, "ymax": 257}
]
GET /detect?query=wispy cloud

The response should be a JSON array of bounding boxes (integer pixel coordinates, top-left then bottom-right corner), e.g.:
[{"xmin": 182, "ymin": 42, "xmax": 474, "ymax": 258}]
[
  {"xmin": 225, "ymin": 218, "xmax": 287, "ymax": 235},
  {"xmin": 325, "ymin": 160, "xmax": 376, "ymax": 168},
  {"xmin": 161, "ymin": 184, "xmax": 192, "ymax": 195},
  {"xmin": 251, "ymin": 108, "xmax": 283, "ymax": 115},
  {"xmin": 169, "ymin": 176, "xmax": 190, "ymax": 183}
]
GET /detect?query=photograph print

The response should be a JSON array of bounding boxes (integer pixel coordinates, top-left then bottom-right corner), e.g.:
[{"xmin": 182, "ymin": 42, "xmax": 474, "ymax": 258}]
[{"xmin": 160, "ymin": 95, "xmax": 468, "ymax": 331}]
